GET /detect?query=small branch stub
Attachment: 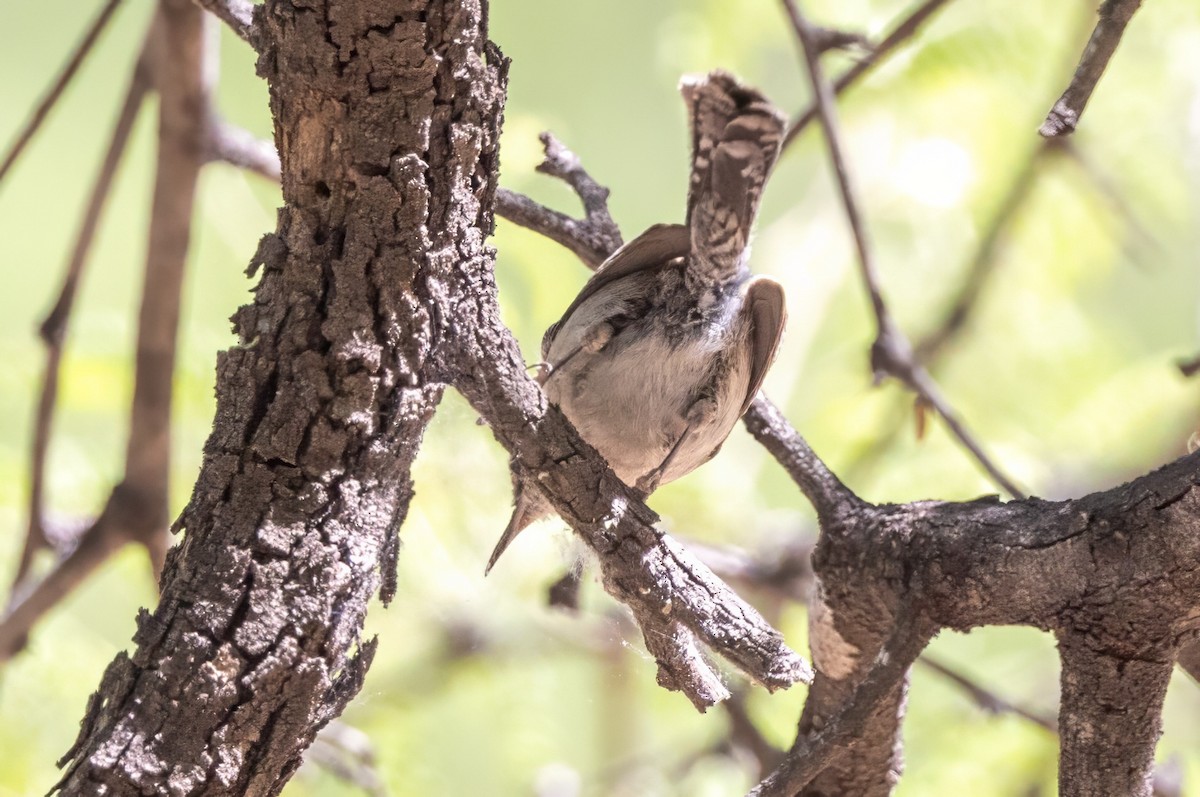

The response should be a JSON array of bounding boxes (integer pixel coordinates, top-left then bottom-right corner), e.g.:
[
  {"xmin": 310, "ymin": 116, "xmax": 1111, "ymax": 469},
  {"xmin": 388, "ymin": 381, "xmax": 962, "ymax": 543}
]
[{"xmin": 1039, "ymin": 0, "xmax": 1145, "ymax": 137}]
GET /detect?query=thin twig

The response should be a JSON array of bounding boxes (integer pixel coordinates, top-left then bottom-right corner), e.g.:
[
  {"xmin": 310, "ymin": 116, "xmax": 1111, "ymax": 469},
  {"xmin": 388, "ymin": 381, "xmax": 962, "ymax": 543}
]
[
  {"xmin": 1, "ymin": 504, "xmax": 128, "ymax": 661},
  {"xmin": 4, "ymin": 1, "xmax": 213, "ymax": 661},
  {"xmin": 1039, "ymin": 0, "xmax": 1146, "ymax": 137},
  {"xmin": 495, "ymin": 132, "xmax": 623, "ymax": 268},
  {"xmin": 0, "ymin": 0, "xmax": 125, "ymax": 186},
  {"xmin": 191, "ymin": 0, "xmax": 257, "ymax": 47},
  {"xmin": 496, "ymin": 189, "xmax": 614, "ymax": 269},
  {"xmin": 837, "ymin": 135, "xmax": 1052, "ymax": 481},
  {"xmin": 917, "ymin": 655, "xmax": 1058, "ymax": 732},
  {"xmin": 784, "ymin": 0, "xmax": 1024, "ymax": 499},
  {"xmin": 783, "ymin": 0, "xmax": 952, "ymax": 151},
  {"xmin": 784, "ymin": 3, "xmax": 892, "ymax": 332},
  {"xmin": 1058, "ymin": 139, "xmax": 1160, "ymax": 260},
  {"xmin": 918, "ymin": 137, "xmax": 1156, "ymax": 366},
  {"xmin": 208, "ymin": 121, "xmax": 280, "ymax": 181},
  {"xmin": 15, "ymin": 54, "xmax": 152, "ymax": 593},
  {"xmin": 900, "ymin": 352, "xmax": 1024, "ymax": 497},
  {"xmin": 915, "ymin": 139, "xmax": 1059, "ymax": 362},
  {"xmin": 743, "ymin": 397, "xmax": 860, "ymax": 519},
  {"xmin": 805, "ymin": 24, "xmax": 872, "ymax": 56}
]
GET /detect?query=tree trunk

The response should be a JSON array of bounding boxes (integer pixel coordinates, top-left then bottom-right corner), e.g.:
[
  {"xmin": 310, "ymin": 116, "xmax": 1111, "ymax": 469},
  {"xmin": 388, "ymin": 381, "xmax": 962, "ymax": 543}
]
[{"xmin": 53, "ymin": 0, "xmax": 504, "ymax": 793}]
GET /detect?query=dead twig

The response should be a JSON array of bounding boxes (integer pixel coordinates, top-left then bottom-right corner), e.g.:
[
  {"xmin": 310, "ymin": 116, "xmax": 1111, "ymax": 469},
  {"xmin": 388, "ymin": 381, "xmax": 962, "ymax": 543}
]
[
  {"xmin": 191, "ymin": 0, "xmax": 257, "ymax": 47},
  {"xmin": 15, "ymin": 53, "xmax": 152, "ymax": 593},
  {"xmin": 917, "ymin": 655, "xmax": 1058, "ymax": 732},
  {"xmin": 784, "ymin": 0, "xmax": 1024, "ymax": 499},
  {"xmin": 783, "ymin": 0, "xmax": 952, "ymax": 150},
  {"xmin": 1040, "ymin": 0, "xmax": 1146, "ymax": 137},
  {"xmin": 495, "ymin": 132, "xmax": 622, "ymax": 269},
  {"xmin": 3, "ymin": 0, "xmax": 213, "ymax": 662},
  {"xmin": 0, "ymin": 0, "xmax": 125, "ymax": 186},
  {"xmin": 207, "ymin": 120, "xmax": 280, "ymax": 180}
]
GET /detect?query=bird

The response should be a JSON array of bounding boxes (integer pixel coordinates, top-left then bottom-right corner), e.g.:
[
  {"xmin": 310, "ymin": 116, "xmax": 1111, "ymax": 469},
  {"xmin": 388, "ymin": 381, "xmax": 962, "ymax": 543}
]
[{"xmin": 486, "ymin": 70, "xmax": 788, "ymax": 574}]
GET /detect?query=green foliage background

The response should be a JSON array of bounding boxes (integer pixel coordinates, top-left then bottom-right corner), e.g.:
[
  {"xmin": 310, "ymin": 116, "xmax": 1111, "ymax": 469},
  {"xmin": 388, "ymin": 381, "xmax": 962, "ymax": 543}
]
[{"xmin": 3, "ymin": 0, "xmax": 1200, "ymax": 794}]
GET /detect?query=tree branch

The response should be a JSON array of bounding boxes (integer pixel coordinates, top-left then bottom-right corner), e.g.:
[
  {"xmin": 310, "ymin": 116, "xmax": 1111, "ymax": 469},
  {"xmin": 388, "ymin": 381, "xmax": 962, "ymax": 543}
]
[
  {"xmin": 3, "ymin": 0, "xmax": 212, "ymax": 663},
  {"xmin": 783, "ymin": 0, "xmax": 953, "ymax": 151},
  {"xmin": 1040, "ymin": 0, "xmax": 1146, "ymax": 137},
  {"xmin": 14, "ymin": 51, "xmax": 152, "ymax": 594},
  {"xmin": 56, "ymin": 0, "xmax": 461, "ymax": 788},
  {"xmin": 784, "ymin": 0, "xmax": 1024, "ymax": 499},
  {"xmin": 742, "ymin": 397, "xmax": 860, "ymax": 521},
  {"xmin": 191, "ymin": 0, "xmax": 257, "ymax": 48},
  {"xmin": 454, "ymin": 360, "xmax": 813, "ymax": 706},
  {"xmin": 749, "ymin": 610, "xmax": 932, "ymax": 797},
  {"xmin": 495, "ymin": 132, "xmax": 622, "ymax": 268},
  {"xmin": 207, "ymin": 119, "xmax": 280, "ymax": 180},
  {"xmin": 1057, "ymin": 638, "xmax": 1173, "ymax": 796},
  {"xmin": 0, "ymin": 0, "xmax": 125, "ymax": 186},
  {"xmin": 830, "ymin": 451, "xmax": 1200, "ymax": 791}
]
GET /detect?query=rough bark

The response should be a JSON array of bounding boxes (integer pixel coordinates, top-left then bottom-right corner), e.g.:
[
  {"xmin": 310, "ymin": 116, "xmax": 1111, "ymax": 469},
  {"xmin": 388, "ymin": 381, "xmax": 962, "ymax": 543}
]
[
  {"xmin": 1057, "ymin": 639, "xmax": 1172, "ymax": 797},
  {"xmin": 762, "ymin": 449, "xmax": 1200, "ymax": 794},
  {"xmin": 53, "ymin": 0, "xmax": 500, "ymax": 791},
  {"xmin": 794, "ymin": 591, "xmax": 907, "ymax": 797}
]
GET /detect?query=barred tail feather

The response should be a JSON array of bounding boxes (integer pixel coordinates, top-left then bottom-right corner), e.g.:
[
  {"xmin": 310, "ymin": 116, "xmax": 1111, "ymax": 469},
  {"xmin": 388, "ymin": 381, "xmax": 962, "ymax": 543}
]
[{"xmin": 679, "ymin": 71, "xmax": 786, "ymax": 287}]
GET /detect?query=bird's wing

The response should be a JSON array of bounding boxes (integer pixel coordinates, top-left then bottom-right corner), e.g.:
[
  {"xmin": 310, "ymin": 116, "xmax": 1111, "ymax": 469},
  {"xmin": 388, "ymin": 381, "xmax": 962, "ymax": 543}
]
[
  {"xmin": 541, "ymin": 223, "xmax": 690, "ymax": 358},
  {"xmin": 739, "ymin": 275, "xmax": 787, "ymax": 416}
]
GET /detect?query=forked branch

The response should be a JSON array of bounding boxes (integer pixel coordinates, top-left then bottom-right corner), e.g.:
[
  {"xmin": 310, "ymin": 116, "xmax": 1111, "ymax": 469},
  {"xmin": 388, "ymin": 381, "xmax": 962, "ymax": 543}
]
[
  {"xmin": 784, "ymin": 0, "xmax": 1024, "ymax": 499},
  {"xmin": 4, "ymin": 0, "xmax": 211, "ymax": 662},
  {"xmin": 15, "ymin": 52, "xmax": 152, "ymax": 593}
]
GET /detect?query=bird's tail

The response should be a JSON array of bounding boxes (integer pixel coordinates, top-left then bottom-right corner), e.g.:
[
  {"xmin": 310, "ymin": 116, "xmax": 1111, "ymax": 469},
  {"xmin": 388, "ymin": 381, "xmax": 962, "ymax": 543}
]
[
  {"xmin": 484, "ymin": 481, "xmax": 547, "ymax": 575},
  {"xmin": 679, "ymin": 71, "xmax": 786, "ymax": 287}
]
